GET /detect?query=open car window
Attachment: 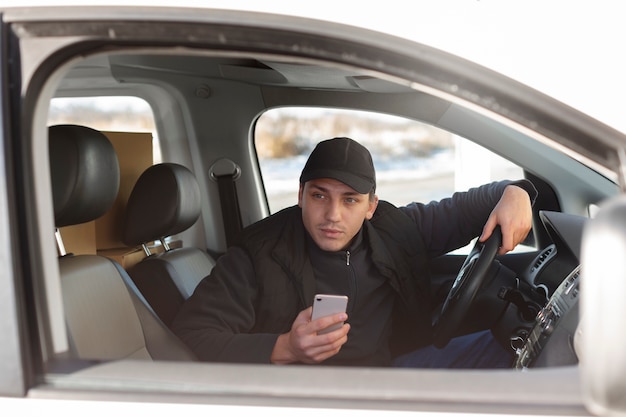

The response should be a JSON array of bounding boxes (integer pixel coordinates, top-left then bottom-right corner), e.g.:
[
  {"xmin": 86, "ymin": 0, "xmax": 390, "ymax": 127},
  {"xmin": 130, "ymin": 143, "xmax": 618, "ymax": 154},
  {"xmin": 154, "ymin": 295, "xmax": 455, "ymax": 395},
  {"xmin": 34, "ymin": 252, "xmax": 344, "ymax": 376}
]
[
  {"xmin": 255, "ymin": 107, "xmax": 532, "ymax": 253},
  {"xmin": 256, "ymin": 107, "xmax": 524, "ymax": 212}
]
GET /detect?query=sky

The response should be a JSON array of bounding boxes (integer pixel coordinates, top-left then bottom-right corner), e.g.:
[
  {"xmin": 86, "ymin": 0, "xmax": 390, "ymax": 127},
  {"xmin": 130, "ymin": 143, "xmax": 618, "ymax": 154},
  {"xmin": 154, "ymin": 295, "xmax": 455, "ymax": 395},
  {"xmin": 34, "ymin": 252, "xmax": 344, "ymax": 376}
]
[{"xmin": 2, "ymin": 0, "xmax": 625, "ymax": 133}]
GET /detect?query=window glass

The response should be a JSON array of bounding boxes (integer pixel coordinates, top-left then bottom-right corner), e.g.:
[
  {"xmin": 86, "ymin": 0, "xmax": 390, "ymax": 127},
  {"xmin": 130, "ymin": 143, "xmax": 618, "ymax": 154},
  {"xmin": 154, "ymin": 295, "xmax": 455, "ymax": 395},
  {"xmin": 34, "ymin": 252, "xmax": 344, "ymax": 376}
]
[{"xmin": 48, "ymin": 96, "xmax": 161, "ymax": 163}]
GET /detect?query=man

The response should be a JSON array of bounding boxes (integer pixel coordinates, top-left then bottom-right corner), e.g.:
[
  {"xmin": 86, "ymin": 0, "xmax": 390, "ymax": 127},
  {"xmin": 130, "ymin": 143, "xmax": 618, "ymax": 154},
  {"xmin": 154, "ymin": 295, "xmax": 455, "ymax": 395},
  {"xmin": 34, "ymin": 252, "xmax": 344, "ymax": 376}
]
[{"xmin": 172, "ymin": 137, "xmax": 536, "ymax": 367}]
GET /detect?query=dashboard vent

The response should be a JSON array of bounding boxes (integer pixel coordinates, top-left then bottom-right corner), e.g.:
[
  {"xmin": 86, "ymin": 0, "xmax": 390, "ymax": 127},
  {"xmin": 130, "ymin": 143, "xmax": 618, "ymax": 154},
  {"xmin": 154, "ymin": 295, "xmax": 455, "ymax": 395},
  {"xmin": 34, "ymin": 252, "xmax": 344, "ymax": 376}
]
[{"xmin": 531, "ymin": 245, "xmax": 555, "ymax": 273}]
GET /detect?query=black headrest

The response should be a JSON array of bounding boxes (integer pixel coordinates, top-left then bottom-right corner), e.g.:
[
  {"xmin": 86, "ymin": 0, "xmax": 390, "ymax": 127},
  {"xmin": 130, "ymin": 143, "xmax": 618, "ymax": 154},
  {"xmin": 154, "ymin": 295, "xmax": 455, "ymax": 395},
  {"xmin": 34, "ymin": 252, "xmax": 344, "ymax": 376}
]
[
  {"xmin": 122, "ymin": 163, "xmax": 201, "ymax": 246},
  {"xmin": 49, "ymin": 125, "xmax": 120, "ymax": 228}
]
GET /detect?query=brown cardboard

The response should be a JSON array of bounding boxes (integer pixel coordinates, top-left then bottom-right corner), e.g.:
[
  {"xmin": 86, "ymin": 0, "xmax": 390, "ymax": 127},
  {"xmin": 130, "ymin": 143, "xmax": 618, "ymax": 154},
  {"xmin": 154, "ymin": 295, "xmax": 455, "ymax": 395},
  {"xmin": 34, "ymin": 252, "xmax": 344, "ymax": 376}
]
[
  {"xmin": 59, "ymin": 221, "xmax": 97, "ymax": 255},
  {"xmin": 97, "ymin": 247, "xmax": 147, "ymax": 270},
  {"xmin": 95, "ymin": 131, "xmax": 154, "ymax": 250}
]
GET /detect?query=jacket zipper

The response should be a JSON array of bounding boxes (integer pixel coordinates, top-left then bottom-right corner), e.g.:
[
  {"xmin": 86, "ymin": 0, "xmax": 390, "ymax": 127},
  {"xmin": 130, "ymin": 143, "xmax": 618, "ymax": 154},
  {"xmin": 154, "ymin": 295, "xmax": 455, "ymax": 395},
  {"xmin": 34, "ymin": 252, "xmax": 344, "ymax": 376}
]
[{"xmin": 346, "ymin": 250, "xmax": 357, "ymax": 315}]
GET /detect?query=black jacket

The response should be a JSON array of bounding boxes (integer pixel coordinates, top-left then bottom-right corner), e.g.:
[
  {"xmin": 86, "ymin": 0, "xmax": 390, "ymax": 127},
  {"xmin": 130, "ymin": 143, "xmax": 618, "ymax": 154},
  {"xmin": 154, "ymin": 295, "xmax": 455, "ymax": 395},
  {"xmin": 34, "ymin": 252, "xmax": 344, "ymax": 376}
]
[{"xmin": 172, "ymin": 180, "xmax": 536, "ymax": 364}]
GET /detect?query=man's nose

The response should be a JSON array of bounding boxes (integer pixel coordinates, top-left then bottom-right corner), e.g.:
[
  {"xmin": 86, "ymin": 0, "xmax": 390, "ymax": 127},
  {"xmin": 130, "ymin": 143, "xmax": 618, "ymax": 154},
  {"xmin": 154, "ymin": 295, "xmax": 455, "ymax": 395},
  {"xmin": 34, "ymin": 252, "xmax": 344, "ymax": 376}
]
[{"xmin": 325, "ymin": 199, "xmax": 341, "ymax": 221}]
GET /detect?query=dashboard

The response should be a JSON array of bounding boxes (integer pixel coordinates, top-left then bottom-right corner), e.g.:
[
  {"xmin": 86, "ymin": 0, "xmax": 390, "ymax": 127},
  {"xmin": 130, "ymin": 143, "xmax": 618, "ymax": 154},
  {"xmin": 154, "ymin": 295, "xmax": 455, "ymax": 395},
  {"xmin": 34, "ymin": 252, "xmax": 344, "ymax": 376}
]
[
  {"xmin": 512, "ymin": 211, "xmax": 586, "ymax": 368},
  {"xmin": 515, "ymin": 265, "xmax": 580, "ymax": 368}
]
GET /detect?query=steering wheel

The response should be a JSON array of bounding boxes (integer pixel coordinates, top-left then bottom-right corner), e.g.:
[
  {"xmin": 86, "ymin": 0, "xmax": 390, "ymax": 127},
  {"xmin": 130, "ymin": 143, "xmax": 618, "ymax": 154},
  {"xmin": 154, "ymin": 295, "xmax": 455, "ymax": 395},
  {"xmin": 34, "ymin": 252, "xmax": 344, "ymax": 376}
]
[{"xmin": 432, "ymin": 226, "xmax": 502, "ymax": 348}]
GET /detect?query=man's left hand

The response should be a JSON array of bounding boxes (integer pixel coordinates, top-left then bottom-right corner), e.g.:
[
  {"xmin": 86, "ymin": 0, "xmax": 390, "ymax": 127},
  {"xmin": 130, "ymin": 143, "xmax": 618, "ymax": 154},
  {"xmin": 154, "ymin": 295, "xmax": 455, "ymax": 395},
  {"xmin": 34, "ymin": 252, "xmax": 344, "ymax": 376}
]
[{"xmin": 479, "ymin": 184, "xmax": 532, "ymax": 255}]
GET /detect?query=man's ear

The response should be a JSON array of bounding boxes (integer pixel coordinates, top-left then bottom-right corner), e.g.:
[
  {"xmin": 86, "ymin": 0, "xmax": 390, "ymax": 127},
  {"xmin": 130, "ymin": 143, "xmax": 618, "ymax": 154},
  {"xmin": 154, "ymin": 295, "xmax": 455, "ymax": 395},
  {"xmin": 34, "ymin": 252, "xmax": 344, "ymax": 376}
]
[
  {"xmin": 297, "ymin": 183, "xmax": 304, "ymax": 207},
  {"xmin": 365, "ymin": 195, "xmax": 379, "ymax": 220}
]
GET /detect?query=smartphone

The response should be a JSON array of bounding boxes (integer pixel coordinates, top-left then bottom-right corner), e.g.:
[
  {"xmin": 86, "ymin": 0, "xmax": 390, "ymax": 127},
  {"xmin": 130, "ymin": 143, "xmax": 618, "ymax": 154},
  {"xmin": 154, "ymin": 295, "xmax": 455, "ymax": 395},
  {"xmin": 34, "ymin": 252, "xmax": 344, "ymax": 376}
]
[{"xmin": 311, "ymin": 294, "xmax": 349, "ymax": 335}]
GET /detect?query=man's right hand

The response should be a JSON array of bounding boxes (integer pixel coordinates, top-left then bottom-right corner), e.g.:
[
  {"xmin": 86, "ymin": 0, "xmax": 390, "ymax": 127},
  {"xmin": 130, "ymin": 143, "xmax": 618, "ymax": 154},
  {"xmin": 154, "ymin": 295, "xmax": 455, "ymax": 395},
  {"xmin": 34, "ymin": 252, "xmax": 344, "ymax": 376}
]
[{"xmin": 270, "ymin": 307, "xmax": 350, "ymax": 364}]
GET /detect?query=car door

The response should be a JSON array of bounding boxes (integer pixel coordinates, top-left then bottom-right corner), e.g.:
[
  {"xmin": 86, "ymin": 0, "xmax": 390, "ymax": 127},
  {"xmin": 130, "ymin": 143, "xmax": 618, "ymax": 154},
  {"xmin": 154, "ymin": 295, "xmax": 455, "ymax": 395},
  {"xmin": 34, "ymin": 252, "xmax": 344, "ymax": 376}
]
[{"xmin": 3, "ymin": 6, "xmax": 626, "ymax": 417}]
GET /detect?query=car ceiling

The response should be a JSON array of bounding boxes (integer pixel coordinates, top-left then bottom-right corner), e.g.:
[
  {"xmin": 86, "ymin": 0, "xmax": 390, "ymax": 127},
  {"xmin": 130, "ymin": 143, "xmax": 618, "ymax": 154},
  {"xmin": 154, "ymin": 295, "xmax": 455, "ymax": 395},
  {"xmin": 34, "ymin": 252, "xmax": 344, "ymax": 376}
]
[{"xmin": 56, "ymin": 53, "xmax": 414, "ymax": 94}]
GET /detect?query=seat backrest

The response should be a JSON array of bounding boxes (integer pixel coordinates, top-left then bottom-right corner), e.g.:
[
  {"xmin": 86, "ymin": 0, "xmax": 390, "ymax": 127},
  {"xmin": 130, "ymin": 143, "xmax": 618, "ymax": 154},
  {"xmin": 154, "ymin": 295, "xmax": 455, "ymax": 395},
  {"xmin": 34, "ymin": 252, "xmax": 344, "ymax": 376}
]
[
  {"xmin": 49, "ymin": 124, "xmax": 195, "ymax": 361},
  {"xmin": 122, "ymin": 163, "xmax": 216, "ymax": 327}
]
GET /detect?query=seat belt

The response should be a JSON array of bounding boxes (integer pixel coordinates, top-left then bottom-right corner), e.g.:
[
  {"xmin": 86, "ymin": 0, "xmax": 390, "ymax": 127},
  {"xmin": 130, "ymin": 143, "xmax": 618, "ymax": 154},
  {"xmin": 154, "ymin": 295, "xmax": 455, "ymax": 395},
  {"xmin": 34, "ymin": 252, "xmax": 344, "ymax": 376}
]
[{"xmin": 210, "ymin": 159, "xmax": 243, "ymax": 247}]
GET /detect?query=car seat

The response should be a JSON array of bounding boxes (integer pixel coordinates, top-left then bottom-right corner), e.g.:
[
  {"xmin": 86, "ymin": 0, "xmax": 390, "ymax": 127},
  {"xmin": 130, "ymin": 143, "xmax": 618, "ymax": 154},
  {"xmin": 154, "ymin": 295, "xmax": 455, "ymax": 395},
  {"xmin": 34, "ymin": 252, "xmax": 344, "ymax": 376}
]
[
  {"xmin": 122, "ymin": 163, "xmax": 216, "ymax": 328},
  {"xmin": 49, "ymin": 124, "xmax": 195, "ymax": 361}
]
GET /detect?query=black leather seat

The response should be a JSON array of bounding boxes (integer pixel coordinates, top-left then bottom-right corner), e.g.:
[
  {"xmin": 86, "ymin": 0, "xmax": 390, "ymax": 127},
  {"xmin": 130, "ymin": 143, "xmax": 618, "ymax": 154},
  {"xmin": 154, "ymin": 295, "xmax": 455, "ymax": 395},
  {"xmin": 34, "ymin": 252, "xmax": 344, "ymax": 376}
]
[
  {"xmin": 49, "ymin": 124, "xmax": 195, "ymax": 361},
  {"xmin": 122, "ymin": 163, "xmax": 216, "ymax": 327}
]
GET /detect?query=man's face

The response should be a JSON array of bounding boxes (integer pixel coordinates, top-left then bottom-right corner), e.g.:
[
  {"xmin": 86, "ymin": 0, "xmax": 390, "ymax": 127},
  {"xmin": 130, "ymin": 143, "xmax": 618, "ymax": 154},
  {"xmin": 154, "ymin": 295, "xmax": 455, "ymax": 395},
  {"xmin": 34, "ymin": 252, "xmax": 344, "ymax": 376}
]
[{"xmin": 298, "ymin": 178, "xmax": 378, "ymax": 252}]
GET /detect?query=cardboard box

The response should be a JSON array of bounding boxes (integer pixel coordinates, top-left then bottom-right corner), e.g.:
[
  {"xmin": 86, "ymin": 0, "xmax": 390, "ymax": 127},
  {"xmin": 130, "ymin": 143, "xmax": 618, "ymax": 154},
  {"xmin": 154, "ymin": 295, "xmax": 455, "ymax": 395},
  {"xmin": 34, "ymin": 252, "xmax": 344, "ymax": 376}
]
[
  {"xmin": 98, "ymin": 246, "xmax": 147, "ymax": 269},
  {"xmin": 59, "ymin": 221, "xmax": 97, "ymax": 256},
  {"xmin": 96, "ymin": 131, "xmax": 154, "ymax": 250}
]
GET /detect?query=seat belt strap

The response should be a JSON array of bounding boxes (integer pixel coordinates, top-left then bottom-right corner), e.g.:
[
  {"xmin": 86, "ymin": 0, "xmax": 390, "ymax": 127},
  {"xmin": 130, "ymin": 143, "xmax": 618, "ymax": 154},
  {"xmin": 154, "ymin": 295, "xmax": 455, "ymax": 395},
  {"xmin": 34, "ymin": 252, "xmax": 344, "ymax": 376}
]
[
  {"xmin": 215, "ymin": 173, "xmax": 243, "ymax": 247},
  {"xmin": 210, "ymin": 158, "xmax": 243, "ymax": 247}
]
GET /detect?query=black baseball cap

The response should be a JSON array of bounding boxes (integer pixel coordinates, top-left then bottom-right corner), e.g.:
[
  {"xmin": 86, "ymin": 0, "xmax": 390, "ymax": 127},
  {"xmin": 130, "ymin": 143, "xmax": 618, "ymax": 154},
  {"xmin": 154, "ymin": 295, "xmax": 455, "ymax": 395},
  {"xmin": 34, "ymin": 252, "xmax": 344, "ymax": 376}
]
[{"xmin": 299, "ymin": 137, "xmax": 376, "ymax": 194}]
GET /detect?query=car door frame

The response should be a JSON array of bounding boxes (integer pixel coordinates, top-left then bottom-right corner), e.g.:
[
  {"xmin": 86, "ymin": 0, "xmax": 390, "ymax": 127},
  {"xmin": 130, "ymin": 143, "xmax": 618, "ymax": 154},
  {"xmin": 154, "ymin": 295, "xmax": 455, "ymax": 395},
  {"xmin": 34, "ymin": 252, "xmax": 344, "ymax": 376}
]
[{"xmin": 0, "ymin": 14, "xmax": 39, "ymax": 398}]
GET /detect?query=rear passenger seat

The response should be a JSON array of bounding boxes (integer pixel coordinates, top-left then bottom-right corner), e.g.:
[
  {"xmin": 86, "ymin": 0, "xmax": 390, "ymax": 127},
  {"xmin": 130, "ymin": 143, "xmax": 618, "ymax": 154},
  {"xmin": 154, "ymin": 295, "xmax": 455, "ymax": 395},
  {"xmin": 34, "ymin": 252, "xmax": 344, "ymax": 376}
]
[
  {"xmin": 49, "ymin": 124, "xmax": 195, "ymax": 362},
  {"xmin": 122, "ymin": 163, "xmax": 216, "ymax": 328}
]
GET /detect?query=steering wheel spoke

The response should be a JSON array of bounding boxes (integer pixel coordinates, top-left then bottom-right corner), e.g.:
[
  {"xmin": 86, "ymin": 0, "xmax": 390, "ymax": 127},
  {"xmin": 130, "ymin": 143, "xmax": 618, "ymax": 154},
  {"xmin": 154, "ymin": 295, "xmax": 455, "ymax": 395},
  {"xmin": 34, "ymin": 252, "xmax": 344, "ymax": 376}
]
[{"xmin": 432, "ymin": 227, "xmax": 502, "ymax": 348}]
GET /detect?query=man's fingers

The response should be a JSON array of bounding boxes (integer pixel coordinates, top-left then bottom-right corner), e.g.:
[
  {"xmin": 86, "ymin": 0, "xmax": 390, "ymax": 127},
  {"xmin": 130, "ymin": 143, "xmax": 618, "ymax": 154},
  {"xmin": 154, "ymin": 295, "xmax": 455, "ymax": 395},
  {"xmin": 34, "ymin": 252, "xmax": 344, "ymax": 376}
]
[
  {"xmin": 479, "ymin": 217, "xmax": 497, "ymax": 242},
  {"xmin": 310, "ymin": 312, "xmax": 348, "ymax": 334},
  {"xmin": 499, "ymin": 231, "xmax": 514, "ymax": 254}
]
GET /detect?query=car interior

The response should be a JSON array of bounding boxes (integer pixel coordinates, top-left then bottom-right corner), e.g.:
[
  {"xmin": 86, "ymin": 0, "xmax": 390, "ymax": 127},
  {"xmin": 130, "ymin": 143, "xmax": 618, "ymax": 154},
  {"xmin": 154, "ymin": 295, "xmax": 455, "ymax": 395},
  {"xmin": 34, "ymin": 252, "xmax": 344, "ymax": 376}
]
[
  {"xmin": 41, "ymin": 46, "xmax": 615, "ymax": 370},
  {"xmin": 49, "ymin": 124, "xmax": 196, "ymax": 363},
  {"xmin": 8, "ymin": 8, "xmax": 625, "ymax": 413}
]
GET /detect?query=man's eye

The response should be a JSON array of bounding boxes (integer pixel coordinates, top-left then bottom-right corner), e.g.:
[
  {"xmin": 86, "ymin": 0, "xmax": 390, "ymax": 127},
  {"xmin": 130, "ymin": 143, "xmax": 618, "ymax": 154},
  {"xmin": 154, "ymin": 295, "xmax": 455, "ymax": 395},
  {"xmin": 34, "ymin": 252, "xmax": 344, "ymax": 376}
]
[
  {"xmin": 345, "ymin": 197, "xmax": 357, "ymax": 204},
  {"xmin": 313, "ymin": 193, "xmax": 325, "ymax": 199}
]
